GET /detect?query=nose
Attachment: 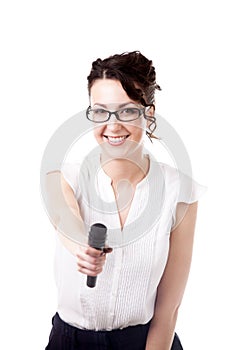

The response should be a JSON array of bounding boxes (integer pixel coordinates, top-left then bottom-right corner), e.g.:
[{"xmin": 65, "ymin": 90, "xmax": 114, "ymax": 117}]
[{"xmin": 106, "ymin": 115, "xmax": 123, "ymax": 132}]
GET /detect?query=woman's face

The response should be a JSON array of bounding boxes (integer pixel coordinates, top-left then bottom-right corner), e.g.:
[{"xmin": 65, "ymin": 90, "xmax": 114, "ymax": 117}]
[{"xmin": 89, "ymin": 79, "xmax": 147, "ymax": 149}]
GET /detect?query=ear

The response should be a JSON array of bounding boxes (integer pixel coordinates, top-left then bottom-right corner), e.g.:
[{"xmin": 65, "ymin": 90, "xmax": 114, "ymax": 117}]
[
  {"xmin": 146, "ymin": 105, "xmax": 155, "ymax": 116},
  {"xmin": 145, "ymin": 105, "xmax": 155, "ymax": 128}
]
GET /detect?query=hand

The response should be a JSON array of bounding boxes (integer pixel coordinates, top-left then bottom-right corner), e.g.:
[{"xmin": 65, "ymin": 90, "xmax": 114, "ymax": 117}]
[{"xmin": 76, "ymin": 246, "xmax": 113, "ymax": 276}]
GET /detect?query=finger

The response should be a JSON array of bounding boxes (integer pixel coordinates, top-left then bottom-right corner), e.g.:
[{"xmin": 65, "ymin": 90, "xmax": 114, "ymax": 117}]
[
  {"xmin": 84, "ymin": 246, "xmax": 103, "ymax": 258},
  {"xmin": 77, "ymin": 257, "xmax": 105, "ymax": 271},
  {"xmin": 103, "ymin": 247, "xmax": 113, "ymax": 254},
  {"xmin": 77, "ymin": 267, "xmax": 100, "ymax": 276},
  {"xmin": 77, "ymin": 251, "xmax": 106, "ymax": 265},
  {"xmin": 77, "ymin": 263, "xmax": 103, "ymax": 276},
  {"xmin": 100, "ymin": 247, "xmax": 113, "ymax": 256}
]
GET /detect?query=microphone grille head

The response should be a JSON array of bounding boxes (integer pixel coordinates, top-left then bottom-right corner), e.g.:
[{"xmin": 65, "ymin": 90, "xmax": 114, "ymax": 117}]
[{"xmin": 88, "ymin": 223, "xmax": 107, "ymax": 249}]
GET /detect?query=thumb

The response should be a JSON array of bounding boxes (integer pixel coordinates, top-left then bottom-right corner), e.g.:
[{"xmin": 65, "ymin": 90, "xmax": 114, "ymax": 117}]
[{"xmin": 102, "ymin": 247, "xmax": 113, "ymax": 254}]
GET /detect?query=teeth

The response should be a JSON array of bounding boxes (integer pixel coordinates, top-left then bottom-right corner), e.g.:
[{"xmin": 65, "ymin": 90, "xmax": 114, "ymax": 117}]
[{"xmin": 108, "ymin": 136, "xmax": 126, "ymax": 143}]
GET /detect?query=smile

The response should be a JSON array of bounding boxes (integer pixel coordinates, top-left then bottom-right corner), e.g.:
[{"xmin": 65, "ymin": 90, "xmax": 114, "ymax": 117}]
[{"xmin": 103, "ymin": 135, "xmax": 129, "ymax": 146}]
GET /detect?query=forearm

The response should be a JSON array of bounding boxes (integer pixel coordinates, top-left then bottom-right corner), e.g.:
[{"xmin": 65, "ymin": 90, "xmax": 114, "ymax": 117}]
[
  {"xmin": 45, "ymin": 171, "xmax": 87, "ymax": 252},
  {"xmin": 145, "ymin": 308, "xmax": 179, "ymax": 350},
  {"xmin": 57, "ymin": 207, "xmax": 86, "ymax": 241}
]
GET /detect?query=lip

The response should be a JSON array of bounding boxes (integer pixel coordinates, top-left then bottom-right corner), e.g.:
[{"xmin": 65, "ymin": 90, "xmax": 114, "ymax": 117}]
[{"xmin": 103, "ymin": 134, "xmax": 130, "ymax": 146}]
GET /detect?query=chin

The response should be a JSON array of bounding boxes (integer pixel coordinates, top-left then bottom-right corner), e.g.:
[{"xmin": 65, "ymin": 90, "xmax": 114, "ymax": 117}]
[{"xmin": 99, "ymin": 139, "xmax": 143, "ymax": 160}]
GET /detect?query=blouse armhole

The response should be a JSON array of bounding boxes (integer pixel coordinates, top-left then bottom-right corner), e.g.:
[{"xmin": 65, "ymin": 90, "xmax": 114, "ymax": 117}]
[
  {"xmin": 178, "ymin": 172, "xmax": 207, "ymax": 204},
  {"xmin": 171, "ymin": 172, "xmax": 207, "ymax": 230}
]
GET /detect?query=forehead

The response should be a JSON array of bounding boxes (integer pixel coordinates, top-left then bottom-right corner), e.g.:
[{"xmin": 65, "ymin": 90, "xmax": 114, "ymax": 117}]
[{"xmin": 90, "ymin": 79, "xmax": 135, "ymax": 106}]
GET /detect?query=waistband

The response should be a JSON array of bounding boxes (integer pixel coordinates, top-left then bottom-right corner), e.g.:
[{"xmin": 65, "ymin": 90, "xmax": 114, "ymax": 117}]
[{"xmin": 52, "ymin": 312, "xmax": 151, "ymax": 338}]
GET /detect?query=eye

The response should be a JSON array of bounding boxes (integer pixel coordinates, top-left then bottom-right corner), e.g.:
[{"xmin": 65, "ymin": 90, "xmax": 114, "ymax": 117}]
[
  {"xmin": 89, "ymin": 108, "xmax": 109, "ymax": 122},
  {"xmin": 120, "ymin": 108, "xmax": 137, "ymax": 115},
  {"xmin": 117, "ymin": 108, "xmax": 141, "ymax": 121},
  {"xmin": 92, "ymin": 109, "xmax": 107, "ymax": 115}
]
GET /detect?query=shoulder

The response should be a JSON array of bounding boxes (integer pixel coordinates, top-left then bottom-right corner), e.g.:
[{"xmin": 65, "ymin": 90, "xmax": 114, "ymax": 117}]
[
  {"xmin": 158, "ymin": 162, "xmax": 179, "ymax": 181},
  {"xmin": 152, "ymin": 161, "xmax": 206, "ymax": 204},
  {"xmin": 153, "ymin": 161, "xmax": 180, "ymax": 194},
  {"xmin": 60, "ymin": 154, "xmax": 100, "ymax": 195}
]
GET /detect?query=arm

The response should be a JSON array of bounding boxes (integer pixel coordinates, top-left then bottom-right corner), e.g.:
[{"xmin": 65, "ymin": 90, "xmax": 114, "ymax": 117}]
[
  {"xmin": 145, "ymin": 202, "xmax": 198, "ymax": 350},
  {"xmin": 45, "ymin": 170, "xmax": 86, "ymax": 255},
  {"xmin": 45, "ymin": 171, "xmax": 111, "ymax": 273}
]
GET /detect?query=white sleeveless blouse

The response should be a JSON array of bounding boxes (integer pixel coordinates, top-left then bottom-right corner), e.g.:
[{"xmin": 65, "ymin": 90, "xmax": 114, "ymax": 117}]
[{"xmin": 54, "ymin": 153, "xmax": 205, "ymax": 331}]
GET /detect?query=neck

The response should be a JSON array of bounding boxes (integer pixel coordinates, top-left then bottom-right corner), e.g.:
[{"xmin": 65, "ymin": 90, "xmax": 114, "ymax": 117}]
[{"xmin": 101, "ymin": 150, "xmax": 149, "ymax": 186}]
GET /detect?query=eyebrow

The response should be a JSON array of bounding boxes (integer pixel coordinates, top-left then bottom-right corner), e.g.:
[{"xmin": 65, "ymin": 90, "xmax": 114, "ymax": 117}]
[{"xmin": 93, "ymin": 102, "xmax": 138, "ymax": 108}]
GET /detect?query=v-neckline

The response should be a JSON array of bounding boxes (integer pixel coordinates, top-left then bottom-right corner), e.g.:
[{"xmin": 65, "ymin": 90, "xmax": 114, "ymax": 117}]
[{"xmin": 98, "ymin": 154, "xmax": 151, "ymax": 232}]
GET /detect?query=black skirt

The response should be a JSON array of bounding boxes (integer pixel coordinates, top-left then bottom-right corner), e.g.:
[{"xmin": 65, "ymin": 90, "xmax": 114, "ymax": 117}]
[{"xmin": 45, "ymin": 312, "xmax": 183, "ymax": 350}]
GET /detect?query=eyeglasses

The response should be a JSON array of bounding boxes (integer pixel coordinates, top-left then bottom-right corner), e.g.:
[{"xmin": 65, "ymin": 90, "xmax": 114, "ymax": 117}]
[{"xmin": 86, "ymin": 106, "xmax": 145, "ymax": 123}]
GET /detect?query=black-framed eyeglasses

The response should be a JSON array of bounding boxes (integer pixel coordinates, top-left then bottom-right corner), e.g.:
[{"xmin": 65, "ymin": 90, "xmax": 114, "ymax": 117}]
[{"xmin": 86, "ymin": 106, "xmax": 145, "ymax": 123}]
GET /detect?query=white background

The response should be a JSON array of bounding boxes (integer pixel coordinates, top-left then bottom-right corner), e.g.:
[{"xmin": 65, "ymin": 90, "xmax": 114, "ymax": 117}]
[{"xmin": 0, "ymin": 1, "xmax": 232, "ymax": 349}]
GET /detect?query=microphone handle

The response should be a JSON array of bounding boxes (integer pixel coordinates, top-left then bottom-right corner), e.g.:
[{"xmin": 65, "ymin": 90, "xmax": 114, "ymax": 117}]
[
  {"xmin": 87, "ymin": 275, "xmax": 97, "ymax": 288},
  {"xmin": 86, "ymin": 247, "xmax": 102, "ymax": 288}
]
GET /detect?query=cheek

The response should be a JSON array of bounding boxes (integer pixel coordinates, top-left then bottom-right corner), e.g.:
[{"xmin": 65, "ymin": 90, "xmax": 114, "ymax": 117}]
[
  {"xmin": 131, "ymin": 120, "xmax": 146, "ymax": 137},
  {"xmin": 93, "ymin": 125, "xmax": 104, "ymax": 140},
  {"xmin": 136, "ymin": 129, "xmax": 145, "ymax": 140},
  {"xmin": 133, "ymin": 117, "xmax": 147, "ymax": 129}
]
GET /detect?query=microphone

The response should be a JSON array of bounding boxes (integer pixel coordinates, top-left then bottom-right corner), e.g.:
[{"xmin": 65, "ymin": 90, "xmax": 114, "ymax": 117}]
[{"xmin": 87, "ymin": 223, "xmax": 107, "ymax": 288}]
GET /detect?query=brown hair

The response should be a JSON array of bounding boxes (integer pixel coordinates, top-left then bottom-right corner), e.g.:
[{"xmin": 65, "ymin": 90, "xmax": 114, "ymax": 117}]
[{"xmin": 87, "ymin": 51, "xmax": 161, "ymax": 141}]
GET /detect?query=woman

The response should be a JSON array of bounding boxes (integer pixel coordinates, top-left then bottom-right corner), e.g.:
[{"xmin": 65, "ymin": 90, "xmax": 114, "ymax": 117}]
[{"xmin": 45, "ymin": 51, "xmax": 205, "ymax": 349}]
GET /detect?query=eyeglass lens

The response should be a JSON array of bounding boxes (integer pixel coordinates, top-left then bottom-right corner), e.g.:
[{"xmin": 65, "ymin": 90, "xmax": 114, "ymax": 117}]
[{"xmin": 87, "ymin": 107, "xmax": 143, "ymax": 122}]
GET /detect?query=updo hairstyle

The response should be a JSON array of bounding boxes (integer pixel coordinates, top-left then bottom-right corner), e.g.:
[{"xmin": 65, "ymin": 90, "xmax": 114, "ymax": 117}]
[{"xmin": 87, "ymin": 51, "xmax": 161, "ymax": 140}]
